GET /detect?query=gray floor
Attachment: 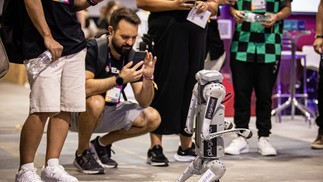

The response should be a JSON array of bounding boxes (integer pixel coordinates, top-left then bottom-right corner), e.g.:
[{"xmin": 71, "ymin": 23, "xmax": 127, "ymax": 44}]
[{"xmin": 0, "ymin": 81, "xmax": 323, "ymax": 182}]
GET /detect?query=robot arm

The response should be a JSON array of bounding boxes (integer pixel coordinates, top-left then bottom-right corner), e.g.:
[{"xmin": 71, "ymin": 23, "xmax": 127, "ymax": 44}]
[
  {"xmin": 185, "ymin": 84, "xmax": 198, "ymax": 134},
  {"xmin": 200, "ymin": 82, "xmax": 226, "ymax": 140}
]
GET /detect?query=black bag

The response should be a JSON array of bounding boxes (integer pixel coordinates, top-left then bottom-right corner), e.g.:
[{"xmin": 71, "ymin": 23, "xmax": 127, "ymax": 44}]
[{"xmin": 0, "ymin": 0, "xmax": 26, "ymax": 64}]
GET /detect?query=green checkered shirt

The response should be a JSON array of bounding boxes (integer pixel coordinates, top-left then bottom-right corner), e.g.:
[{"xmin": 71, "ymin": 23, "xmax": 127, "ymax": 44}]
[{"xmin": 231, "ymin": 0, "xmax": 289, "ymax": 63}]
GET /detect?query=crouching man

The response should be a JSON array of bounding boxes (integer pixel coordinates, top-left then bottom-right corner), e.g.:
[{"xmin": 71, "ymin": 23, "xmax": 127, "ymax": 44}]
[{"xmin": 69, "ymin": 7, "xmax": 161, "ymax": 174}]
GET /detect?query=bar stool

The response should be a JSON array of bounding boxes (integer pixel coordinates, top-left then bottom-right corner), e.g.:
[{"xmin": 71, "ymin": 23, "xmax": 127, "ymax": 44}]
[{"xmin": 271, "ymin": 30, "xmax": 315, "ymax": 125}]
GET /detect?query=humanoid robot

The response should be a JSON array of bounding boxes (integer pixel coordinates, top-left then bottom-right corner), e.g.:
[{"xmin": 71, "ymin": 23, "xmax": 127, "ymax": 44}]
[{"xmin": 177, "ymin": 70, "xmax": 252, "ymax": 182}]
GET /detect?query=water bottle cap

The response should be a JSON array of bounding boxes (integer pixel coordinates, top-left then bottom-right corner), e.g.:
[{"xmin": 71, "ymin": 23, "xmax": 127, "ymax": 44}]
[{"xmin": 43, "ymin": 50, "xmax": 52, "ymax": 59}]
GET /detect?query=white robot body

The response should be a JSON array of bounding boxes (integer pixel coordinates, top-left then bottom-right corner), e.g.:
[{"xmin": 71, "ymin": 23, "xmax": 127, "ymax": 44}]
[{"xmin": 178, "ymin": 70, "xmax": 252, "ymax": 182}]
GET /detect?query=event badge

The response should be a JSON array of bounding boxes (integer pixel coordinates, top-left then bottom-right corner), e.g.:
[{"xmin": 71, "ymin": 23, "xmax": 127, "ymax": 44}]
[
  {"xmin": 187, "ymin": 8, "xmax": 211, "ymax": 29},
  {"xmin": 251, "ymin": 0, "xmax": 266, "ymax": 11},
  {"xmin": 105, "ymin": 85, "xmax": 122, "ymax": 104}
]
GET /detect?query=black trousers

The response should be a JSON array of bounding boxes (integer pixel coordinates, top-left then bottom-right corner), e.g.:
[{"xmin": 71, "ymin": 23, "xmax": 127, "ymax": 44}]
[
  {"xmin": 148, "ymin": 12, "xmax": 207, "ymax": 136},
  {"xmin": 230, "ymin": 60, "xmax": 279, "ymax": 137},
  {"xmin": 206, "ymin": 20, "xmax": 224, "ymax": 60},
  {"xmin": 316, "ymin": 56, "xmax": 323, "ymax": 135}
]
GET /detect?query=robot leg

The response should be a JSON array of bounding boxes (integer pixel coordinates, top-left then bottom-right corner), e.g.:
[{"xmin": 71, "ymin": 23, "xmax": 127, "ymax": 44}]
[
  {"xmin": 198, "ymin": 159, "xmax": 226, "ymax": 182},
  {"xmin": 177, "ymin": 157, "xmax": 203, "ymax": 182}
]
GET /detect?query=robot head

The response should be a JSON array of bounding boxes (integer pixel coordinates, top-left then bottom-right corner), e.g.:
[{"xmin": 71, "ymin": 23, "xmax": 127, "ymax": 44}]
[{"xmin": 195, "ymin": 70, "xmax": 224, "ymax": 85}]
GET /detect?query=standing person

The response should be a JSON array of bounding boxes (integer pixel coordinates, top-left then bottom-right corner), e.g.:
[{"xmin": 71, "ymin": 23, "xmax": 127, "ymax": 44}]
[
  {"xmin": 225, "ymin": 0, "xmax": 292, "ymax": 156},
  {"xmin": 96, "ymin": 0, "xmax": 123, "ymax": 34},
  {"xmin": 312, "ymin": 0, "xmax": 323, "ymax": 149},
  {"xmin": 77, "ymin": 9, "xmax": 98, "ymax": 39},
  {"xmin": 204, "ymin": 11, "xmax": 226, "ymax": 71},
  {"xmin": 15, "ymin": 0, "xmax": 104, "ymax": 181},
  {"xmin": 70, "ymin": 7, "xmax": 161, "ymax": 174},
  {"xmin": 136, "ymin": 0, "xmax": 224, "ymax": 166}
]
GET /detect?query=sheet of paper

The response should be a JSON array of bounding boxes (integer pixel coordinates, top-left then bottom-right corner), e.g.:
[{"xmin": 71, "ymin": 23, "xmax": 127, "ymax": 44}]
[{"xmin": 186, "ymin": 8, "xmax": 211, "ymax": 29}]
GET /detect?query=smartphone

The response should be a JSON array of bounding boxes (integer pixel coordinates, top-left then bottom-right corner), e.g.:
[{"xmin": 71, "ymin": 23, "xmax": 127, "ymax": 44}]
[
  {"xmin": 128, "ymin": 49, "xmax": 146, "ymax": 68},
  {"xmin": 254, "ymin": 14, "xmax": 269, "ymax": 22}
]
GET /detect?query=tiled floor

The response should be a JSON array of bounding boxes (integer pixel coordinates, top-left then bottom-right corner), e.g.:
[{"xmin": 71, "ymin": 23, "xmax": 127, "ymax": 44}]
[{"xmin": 0, "ymin": 81, "xmax": 322, "ymax": 182}]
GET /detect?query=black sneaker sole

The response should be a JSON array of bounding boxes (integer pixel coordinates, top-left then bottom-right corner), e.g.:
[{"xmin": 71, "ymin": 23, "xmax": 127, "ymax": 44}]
[
  {"xmin": 173, "ymin": 153, "xmax": 196, "ymax": 162},
  {"xmin": 146, "ymin": 158, "xmax": 169, "ymax": 167},
  {"xmin": 73, "ymin": 160, "xmax": 105, "ymax": 175}
]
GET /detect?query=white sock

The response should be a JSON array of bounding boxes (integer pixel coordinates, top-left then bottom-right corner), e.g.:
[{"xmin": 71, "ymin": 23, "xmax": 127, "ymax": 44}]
[
  {"xmin": 98, "ymin": 137, "xmax": 106, "ymax": 147},
  {"xmin": 47, "ymin": 158, "xmax": 59, "ymax": 166},
  {"xmin": 21, "ymin": 163, "xmax": 34, "ymax": 170}
]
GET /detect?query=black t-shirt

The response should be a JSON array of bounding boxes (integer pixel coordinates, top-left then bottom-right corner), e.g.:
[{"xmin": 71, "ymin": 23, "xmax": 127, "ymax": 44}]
[
  {"xmin": 86, "ymin": 38, "xmax": 126, "ymax": 78},
  {"xmin": 86, "ymin": 38, "xmax": 143, "ymax": 99},
  {"xmin": 86, "ymin": 38, "xmax": 128, "ymax": 95},
  {"xmin": 22, "ymin": 0, "xmax": 86, "ymax": 59}
]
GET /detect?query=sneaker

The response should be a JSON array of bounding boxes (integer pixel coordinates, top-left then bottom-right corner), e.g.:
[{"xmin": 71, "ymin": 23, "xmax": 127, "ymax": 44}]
[
  {"xmin": 257, "ymin": 137, "xmax": 277, "ymax": 156},
  {"xmin": 41, "ymin": 158, "xmax": 78, "ymax": 182},
  {"xmin": 15, "ymin": 167, "xmax": 43, "ymax": 182},
  {"xmin": 224, "ymin": 136, "xmax": 249, "ymax": 155},
  {"xmin": 174, "ymin": 142, "xmax": 196, "ymax": 162},
  {"xmin": 73, "ymin": 149, "xmax": 105, "ymax": 174},
  {"xmin": 90, "ymin": 136, "xmax": 118, "ymax": 168},
  {"xmin": 147, "ymin": 145, "xmax": 169, "ymax": 166},
  {"xmin": 311, "ymin": 134, "xmax": 323, "ymax": 149}
]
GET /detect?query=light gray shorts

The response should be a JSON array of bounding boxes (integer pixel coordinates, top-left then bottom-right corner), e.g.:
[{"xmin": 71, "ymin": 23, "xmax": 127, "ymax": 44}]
[
  {"xmin": 28, "ymin": 49, "xmax": 87, "ymax": 114},
  {"xmin": 70, "ymin": 101, "xmax": 146, "ymax": 133}
]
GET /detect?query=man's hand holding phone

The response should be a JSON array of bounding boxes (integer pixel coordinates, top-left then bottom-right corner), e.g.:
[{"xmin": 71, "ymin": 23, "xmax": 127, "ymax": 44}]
[
  {"xmin": 128, "ymin": 50, "xmax": 146, "ymax": 68},
  {"xmin": 126, "ymin": 49, "xmax": 157, "ymax": 81}
]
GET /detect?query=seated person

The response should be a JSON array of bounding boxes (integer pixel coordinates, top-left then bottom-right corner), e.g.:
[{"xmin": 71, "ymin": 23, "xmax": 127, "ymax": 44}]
[{"xmin": 69, "ymin": 7, "xmax": 161, "ymax": 174}]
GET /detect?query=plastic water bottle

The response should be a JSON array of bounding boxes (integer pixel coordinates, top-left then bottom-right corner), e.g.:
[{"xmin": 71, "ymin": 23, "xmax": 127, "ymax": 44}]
[
  {"xmin": 24, "ymin": 50, "xmax": 52, "ymax": 79},
  {"xmin": 243, "ymin": 12, "xmax": 268, "ymax": 22}
]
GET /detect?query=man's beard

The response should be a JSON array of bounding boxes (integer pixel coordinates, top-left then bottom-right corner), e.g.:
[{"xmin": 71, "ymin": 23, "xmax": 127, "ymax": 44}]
[{"xmin": 112, "ymin": 37, "xmax": 132, "ymax": 56}]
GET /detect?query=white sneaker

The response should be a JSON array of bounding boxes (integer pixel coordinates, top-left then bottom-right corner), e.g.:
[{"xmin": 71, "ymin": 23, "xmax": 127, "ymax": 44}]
[
  {"xmin": 257, "ymin": 137, "xmax": 277, "ymax": 156},
  {"xmin": 41, "ymin": 158, "xmax": 78, "ymax": 182},
  {"xmin": 224, "ymin": 136, "xmax": 249, "ymax": 155},
  {"xmin": 16, "ymin": 167, "xmax": 43, "ymax": 182}
]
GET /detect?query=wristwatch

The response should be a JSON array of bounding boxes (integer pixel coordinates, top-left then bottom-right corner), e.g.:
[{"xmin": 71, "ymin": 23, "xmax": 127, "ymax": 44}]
[{"xmin": 115, "ymin": 75, "xmax": 124, "ymax": 86}]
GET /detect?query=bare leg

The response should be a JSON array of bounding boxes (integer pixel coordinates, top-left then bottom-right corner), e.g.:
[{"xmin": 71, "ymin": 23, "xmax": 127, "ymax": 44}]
[
  {"xmin": 149, "ymin": 133, "xmax": 163, "ymax": 149},
  {"xmin": 77, "ymin": 95, "xmax": 105, "ymax": 155},
  {"xmin": 179, "ymin": 134, "xmax": 193, "ymax": 150},
  {"xmin": 45, "ymin": 111, "xmax": 70, "ymax": 165},
  {"xmin": 19, "ymin": 113, "xmax": 50, "ymax": 168}
]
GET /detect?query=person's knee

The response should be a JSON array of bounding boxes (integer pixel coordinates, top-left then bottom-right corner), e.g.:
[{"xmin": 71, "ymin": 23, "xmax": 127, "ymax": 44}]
[
  {"xmin": 85, "ymin": 95, "xmax": 105, "ymax": 118},
  {"xmin": 143, "ymin": 107, "xmax": 161, "ymax": 131}
]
